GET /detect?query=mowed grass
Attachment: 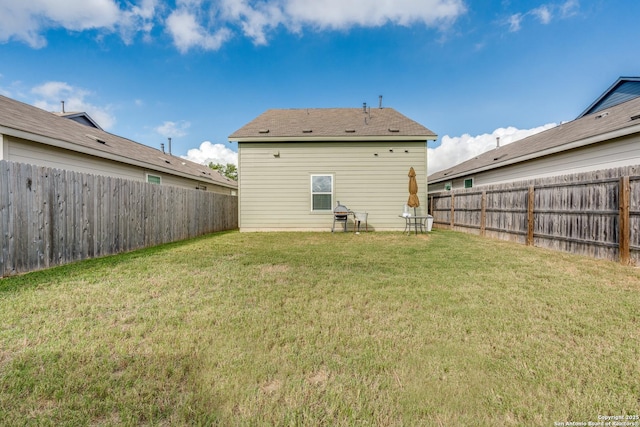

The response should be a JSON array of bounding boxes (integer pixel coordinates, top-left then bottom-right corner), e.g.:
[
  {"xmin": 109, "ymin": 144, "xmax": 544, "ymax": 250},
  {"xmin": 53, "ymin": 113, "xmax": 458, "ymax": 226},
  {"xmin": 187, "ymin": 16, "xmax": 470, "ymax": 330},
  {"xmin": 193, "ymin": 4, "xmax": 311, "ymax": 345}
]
[{"xmin": 1, "ymin": 230, "xmax": 639, "ymax": 426}]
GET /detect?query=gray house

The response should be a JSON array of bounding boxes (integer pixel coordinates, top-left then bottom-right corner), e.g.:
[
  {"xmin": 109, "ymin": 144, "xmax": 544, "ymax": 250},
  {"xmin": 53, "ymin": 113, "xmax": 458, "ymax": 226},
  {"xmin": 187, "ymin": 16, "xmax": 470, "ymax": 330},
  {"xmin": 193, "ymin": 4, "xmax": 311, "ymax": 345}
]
[
  {"xmin": 428, "ymin": 77, "xmax": 640, "ymax": 193},
  {"xmin": 229, "ymin": 106, "xmax": 437, "ymax": 231},
  {"xmin": 0, "ymin": 95, "xmax": 237, "ymax": 194}
]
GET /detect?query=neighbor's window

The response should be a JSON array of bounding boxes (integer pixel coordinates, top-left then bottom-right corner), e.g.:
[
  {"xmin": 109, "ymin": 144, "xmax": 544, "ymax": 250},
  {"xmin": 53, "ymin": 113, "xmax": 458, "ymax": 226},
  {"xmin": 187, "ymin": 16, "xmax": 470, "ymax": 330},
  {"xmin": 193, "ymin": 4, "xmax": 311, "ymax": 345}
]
[
  {"xmin": 311, "ymin": 174, "xmax": 333, "ymax": 211},
  {"xmin": 444, "ymin": 182, "xmax": 452, "ymax": 191},
  {"xmin": 464, "ymin": 178, "xmax": 473, "ymax": 189},
  {"xmin": 147, "ymin": 174, "xmax": 161, "ymax": 185}
]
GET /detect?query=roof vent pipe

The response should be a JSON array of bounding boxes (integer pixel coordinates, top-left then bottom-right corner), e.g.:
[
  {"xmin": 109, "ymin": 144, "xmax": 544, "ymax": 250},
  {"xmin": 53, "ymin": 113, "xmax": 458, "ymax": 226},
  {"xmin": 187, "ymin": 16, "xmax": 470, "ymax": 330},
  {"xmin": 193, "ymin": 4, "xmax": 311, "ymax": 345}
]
[
  {"xmin": 379, "ymin": 95, "xmax": 383, "ymax": 109},
  {"xmin": 496, "ymin": 136, "xmax": 500, "ymax": 148},
  {"xmin": 61, "ymin": 101, "xmax": 65, "ymax": 113},
  {"xmin": 168, "ymin": 137, "xmax": 172, "ymax": 155},
  {"xmin": 161, "ymin": 143, "xmax": 165, "ymax": 154}
]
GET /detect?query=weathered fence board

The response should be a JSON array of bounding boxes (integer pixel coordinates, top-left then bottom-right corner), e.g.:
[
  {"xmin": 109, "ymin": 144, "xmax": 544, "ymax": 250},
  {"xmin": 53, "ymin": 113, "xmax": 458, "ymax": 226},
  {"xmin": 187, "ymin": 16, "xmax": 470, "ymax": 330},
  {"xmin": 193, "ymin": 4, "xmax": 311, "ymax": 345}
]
[
  {"xmin": 429, "ymin": 165, "xmax": 640, "ymax": 264},
  {"xmin": 0, "ymin": 160, "xmax": 238, "ymax": 277}
]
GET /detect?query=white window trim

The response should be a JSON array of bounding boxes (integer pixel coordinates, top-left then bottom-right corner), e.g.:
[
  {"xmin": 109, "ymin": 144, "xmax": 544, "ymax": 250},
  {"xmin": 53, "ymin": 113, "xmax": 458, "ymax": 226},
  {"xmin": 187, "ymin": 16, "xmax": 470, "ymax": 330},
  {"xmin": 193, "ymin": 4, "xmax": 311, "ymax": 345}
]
[
  {"xmin": 464, "ymin": 178, "xmax": 473, "ymax": 189},
  {"xmin": 146, "ymin": 173, "xmax": 161, "ymax": 184},
  {"xmin": 310, "ymin": 174, "xmax": 334, "ymax": 212}
]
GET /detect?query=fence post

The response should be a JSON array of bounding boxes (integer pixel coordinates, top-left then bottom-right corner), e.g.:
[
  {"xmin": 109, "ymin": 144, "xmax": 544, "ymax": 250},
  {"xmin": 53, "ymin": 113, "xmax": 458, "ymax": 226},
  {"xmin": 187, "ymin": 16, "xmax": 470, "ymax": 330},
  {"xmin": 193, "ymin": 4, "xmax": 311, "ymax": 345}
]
[
  {"xmin": 619, "ymin": 176, "xmax": 630, "ymax": 265},
  {"xmin": 450, "ymin": 192, "xmax": 455, "ymax": 229},
  {"xmin": 480, "ymin": 191, "xmax": 486, "ymax": 237},
  {"xmin": 527, "ymin": 186, "xmax": 535, "ymax": 246}
]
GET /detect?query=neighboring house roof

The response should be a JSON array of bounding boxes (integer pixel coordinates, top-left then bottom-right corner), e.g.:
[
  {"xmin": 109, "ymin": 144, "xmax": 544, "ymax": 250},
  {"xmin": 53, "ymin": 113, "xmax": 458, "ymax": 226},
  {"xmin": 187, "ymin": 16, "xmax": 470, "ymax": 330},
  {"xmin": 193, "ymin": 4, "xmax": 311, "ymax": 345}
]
[
  {"xmin": 429, "ymin": 95, "xmax": 640, "ymax": 184},
  {"xmin": 228, "ymin": 107, "xmax": 437, "ymax": 142},
  {"xmin": 53, "ymin": 111, "xmax": 103, "ymax": 130},
  {"xmin": 0, "ymin": 95, "xmax": 237, "ymax": 189},
  {"xmin": 578, "ymin": 77, "xmax": 640, "ymax": 118}
]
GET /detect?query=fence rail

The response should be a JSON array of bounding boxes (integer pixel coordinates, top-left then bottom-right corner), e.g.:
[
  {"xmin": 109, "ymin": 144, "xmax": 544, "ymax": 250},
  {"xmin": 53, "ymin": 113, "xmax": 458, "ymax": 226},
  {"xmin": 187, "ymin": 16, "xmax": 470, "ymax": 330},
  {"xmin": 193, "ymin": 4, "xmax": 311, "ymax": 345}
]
[
  {"xmin": 0, "ymin": 160, "xmax": 238, "ymax": 277},
  {"xmin": 429, "ymin": 166, "xmax": 640, "ymax": 265}
]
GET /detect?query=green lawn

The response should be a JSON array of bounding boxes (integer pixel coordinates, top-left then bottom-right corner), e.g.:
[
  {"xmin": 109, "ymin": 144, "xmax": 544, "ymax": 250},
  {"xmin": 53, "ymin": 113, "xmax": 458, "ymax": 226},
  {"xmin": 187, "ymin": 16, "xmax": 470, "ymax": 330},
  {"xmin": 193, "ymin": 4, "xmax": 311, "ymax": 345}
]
[{"xmin": 1, "ymin": 230, "xmax": 639, "ymax": 426}]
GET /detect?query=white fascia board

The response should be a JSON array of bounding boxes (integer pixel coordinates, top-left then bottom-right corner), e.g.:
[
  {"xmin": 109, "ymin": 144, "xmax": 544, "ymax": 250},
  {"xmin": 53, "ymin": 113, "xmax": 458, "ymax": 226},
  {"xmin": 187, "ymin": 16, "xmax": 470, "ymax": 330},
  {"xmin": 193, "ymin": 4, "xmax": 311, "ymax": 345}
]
[
  {"xmin": 230, "ymin": 135, "xmax": 437, "ymax": 143},
  {"xmin": 0, "ymin": 125, "xmax": 234, "ymax": 188},
  {"xmin": 430, "ymin": 123, "xmax": 640, "ymax": 183}
]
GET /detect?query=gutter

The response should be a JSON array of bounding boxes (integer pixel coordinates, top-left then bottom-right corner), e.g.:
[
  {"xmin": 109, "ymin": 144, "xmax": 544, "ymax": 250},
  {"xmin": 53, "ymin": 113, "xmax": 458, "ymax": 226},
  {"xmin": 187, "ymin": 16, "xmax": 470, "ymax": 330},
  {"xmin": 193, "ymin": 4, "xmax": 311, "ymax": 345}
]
[
  {"xmin": 229, "ymin": 135, "xmax": 437, "ymax": 143},
  {"xmin": 429, "ymin": 122, "xmax": 640, "ymax": 184}
]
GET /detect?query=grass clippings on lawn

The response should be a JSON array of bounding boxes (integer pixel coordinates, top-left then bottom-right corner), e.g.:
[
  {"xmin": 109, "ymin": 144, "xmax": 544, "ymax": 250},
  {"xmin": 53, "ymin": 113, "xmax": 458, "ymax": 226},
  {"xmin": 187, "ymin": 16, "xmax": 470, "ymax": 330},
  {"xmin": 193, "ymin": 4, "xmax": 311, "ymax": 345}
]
[{"xmin": 0, "ymin": 230, "xmax": 639, "ymax": 426}]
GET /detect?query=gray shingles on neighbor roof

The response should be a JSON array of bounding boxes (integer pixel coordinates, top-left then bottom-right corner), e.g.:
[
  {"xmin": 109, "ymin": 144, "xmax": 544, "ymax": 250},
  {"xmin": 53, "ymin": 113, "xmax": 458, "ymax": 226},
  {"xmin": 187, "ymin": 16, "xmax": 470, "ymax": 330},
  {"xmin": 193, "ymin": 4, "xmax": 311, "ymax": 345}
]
[
  {"xmin": 0, "ymin": 95, "xmax": 236, "ymax": 189},
  {"xmin": 429, "ymin": 95, "xmax": 640, "ymax": 183},
  {"xmin": 228, "ymin": 107, "xmax": 437, "ymax": 140}
]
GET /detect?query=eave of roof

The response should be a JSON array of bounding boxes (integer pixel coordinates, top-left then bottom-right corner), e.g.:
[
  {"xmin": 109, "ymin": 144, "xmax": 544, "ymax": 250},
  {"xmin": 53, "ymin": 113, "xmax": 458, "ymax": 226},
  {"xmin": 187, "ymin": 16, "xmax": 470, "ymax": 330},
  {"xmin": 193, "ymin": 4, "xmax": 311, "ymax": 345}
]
[{"xmin": 232, "ymin": 135, "xmax": 435, "ymax": 143}]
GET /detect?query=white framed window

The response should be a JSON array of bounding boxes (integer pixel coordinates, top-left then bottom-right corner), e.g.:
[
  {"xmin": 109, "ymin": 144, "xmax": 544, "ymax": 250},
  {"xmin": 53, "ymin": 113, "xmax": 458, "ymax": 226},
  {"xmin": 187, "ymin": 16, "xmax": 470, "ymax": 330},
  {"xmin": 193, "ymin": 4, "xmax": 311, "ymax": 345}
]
[
  {"xmin": 146, "ymin": 173, "xmax": 161, "ymax": 185},
  {"xmin": 464, "ymin": 178, "xmax": 473, "ymax": 189},
  {"xmin": 444, "ymin": 182, "xmax": 452, "ymax": 191},
  {"xmin": 310, "ymin": 174, "xmax": 333, "ymax": 211}
]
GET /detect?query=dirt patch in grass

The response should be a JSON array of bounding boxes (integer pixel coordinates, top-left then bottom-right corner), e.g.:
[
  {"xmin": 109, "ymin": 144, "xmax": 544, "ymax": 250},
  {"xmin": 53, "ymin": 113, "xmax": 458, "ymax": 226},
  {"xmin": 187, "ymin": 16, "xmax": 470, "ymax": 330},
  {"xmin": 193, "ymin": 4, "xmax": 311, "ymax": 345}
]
[
  {"xmin": 307, "ymin": 368, "xmax": 329, "ymax": 386},
  {"xmin": 260, "ymin": 379, "xmax": 282, "ymax": 394}
]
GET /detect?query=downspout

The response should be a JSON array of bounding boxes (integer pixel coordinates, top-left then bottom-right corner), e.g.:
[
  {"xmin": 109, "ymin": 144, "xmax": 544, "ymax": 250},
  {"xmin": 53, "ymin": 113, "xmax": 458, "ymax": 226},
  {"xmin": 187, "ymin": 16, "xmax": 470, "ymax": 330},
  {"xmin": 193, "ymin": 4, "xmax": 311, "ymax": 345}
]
[
  {"xmin": 424, "ymin": 139, "xmax": 429, "ymax": 214},
  {"xmin": 0, "ymin": 133, "xmax": 4, "ymax": 160},
  {"xmin": 237, "ymin": 142, "xmax": 242, "ymax": 231}
]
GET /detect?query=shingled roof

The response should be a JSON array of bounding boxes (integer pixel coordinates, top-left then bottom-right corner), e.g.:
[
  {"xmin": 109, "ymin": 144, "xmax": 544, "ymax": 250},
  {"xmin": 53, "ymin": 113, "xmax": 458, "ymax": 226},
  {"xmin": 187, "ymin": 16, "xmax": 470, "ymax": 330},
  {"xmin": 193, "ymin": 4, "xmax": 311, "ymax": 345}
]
[
  {"xmin": 228, "ymin": 107, "xmax": 437, "ymax": 142},
  {"xmin": 0, "ymin": 95, "xmax": 236, "ymax": 189},
  {"xmin": 429, "ymin": 95, "xmax": 640, "ymax": 183}
]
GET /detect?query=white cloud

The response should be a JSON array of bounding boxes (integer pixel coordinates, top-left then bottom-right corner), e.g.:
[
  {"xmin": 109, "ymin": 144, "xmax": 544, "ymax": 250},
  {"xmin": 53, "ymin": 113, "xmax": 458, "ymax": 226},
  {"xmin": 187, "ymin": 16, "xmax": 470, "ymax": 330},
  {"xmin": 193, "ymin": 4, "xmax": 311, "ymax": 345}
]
[
  {"xmin": 560, "ymin": 0, "xmax": 580, "ymax": 18},
  {"xmin": 165, "ymin": 8, "xmax": 232, "ymax": 52},
  {"xmin": 532, "ymin": 6, "xmax": 551, "ymax": 24},
  {"xmin": 217, "ymin": 0, "xmax": 466, "ymax": 46},
  {"xmin": 507, "ymin": 13, "xmax": 522, "ymax": 32},
  {"xmin": 169, "ymin": 0, "xmax": 466, "ymax": 51},
  {"xmin": 118, "ymin": 0, "xmax": 159, "ymax": 44},
  {"xmin": 0, "ymin": 0, "xmax": 126, "ymax": 48},
  {"xmin": 182, "ymin": 141, "xmax": 238, "ymax": 166},
  {"xmin": 0, "ymin": 0, "xmax": 467, "ymax": 52},
  {"xmin": 506, "ymin": 1, "xmax": 579, "ymax": 32},
  {"xmin": 285, "ymin": 0, "xmax": 465, "ymax": 30},
  {"xmin": 428, "ymin": 123, "xmax": 557, "ymax": 174},
  {"xmin": 155, "ymin": 120, "xmax": 191, "ymax": 138},
  {"xmin": 219, "ymin": 0, "xmax": 285, "ymax": 45},
  {"xmin": 31, "ymin": 81, "xmax": 116, "ymax": 129}
]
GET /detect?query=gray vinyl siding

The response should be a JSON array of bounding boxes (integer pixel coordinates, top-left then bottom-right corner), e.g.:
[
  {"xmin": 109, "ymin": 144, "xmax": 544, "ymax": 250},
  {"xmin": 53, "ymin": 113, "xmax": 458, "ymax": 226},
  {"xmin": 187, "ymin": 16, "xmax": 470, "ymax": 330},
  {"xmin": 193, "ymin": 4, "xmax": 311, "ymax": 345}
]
[
  {"xmin": 585, "ymin": 81, "xmax": 640, "ymax": 116},
  {"xmin": 428, "ymin": 133, "xmax": 640, "ymax": 192},
  {"xmin": 239, "ymin": 141, "xmax": 428, "ymax": 231},
  {"xmin": 6, "ymin": 135, "xmax": 234, "ymax": 194}
]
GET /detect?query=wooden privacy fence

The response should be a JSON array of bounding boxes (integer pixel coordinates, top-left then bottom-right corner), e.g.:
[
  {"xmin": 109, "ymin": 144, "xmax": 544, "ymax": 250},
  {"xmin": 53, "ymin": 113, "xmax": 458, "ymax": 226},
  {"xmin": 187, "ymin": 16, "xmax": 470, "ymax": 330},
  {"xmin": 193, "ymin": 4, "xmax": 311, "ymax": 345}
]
[
  {"xmin": 429, "ymin": 166, "xmax": 640, "ymax": 265},
  {"xmin": 0, "ymin": 160, "xmax": 238, "ymax": 277}
]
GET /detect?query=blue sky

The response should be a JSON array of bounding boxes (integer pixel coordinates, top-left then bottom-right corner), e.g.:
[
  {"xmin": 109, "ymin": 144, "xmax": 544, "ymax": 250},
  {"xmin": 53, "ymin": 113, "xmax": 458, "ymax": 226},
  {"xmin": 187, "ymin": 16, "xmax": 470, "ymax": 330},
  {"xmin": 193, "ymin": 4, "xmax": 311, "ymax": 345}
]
[{"xmin": 1, "ymin": 0, "xmax": 639, "ymax": 173}]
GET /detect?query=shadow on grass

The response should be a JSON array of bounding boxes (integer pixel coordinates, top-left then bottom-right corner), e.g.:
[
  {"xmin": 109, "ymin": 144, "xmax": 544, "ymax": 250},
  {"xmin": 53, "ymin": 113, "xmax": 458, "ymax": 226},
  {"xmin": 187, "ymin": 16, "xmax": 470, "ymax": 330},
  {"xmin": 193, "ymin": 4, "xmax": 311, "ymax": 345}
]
[{"xmin": 0, "ymin": 230, "xmax": 238, "ymax": 294}]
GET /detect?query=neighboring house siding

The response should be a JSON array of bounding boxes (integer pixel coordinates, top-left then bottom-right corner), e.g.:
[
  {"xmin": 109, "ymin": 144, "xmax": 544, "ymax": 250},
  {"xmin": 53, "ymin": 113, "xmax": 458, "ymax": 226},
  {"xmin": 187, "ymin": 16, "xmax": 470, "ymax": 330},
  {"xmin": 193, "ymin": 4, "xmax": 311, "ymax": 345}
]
[
  {"xmin": 6, "ymin": 135, "xmax": 234, "ymax": 194},
  {"xmin": 428, "ymin": 134, "xmax": 640, "ymax": 192},
  {"xmin": 239, "ymin": 141, "xmax": 427, "ymax": 231}
]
